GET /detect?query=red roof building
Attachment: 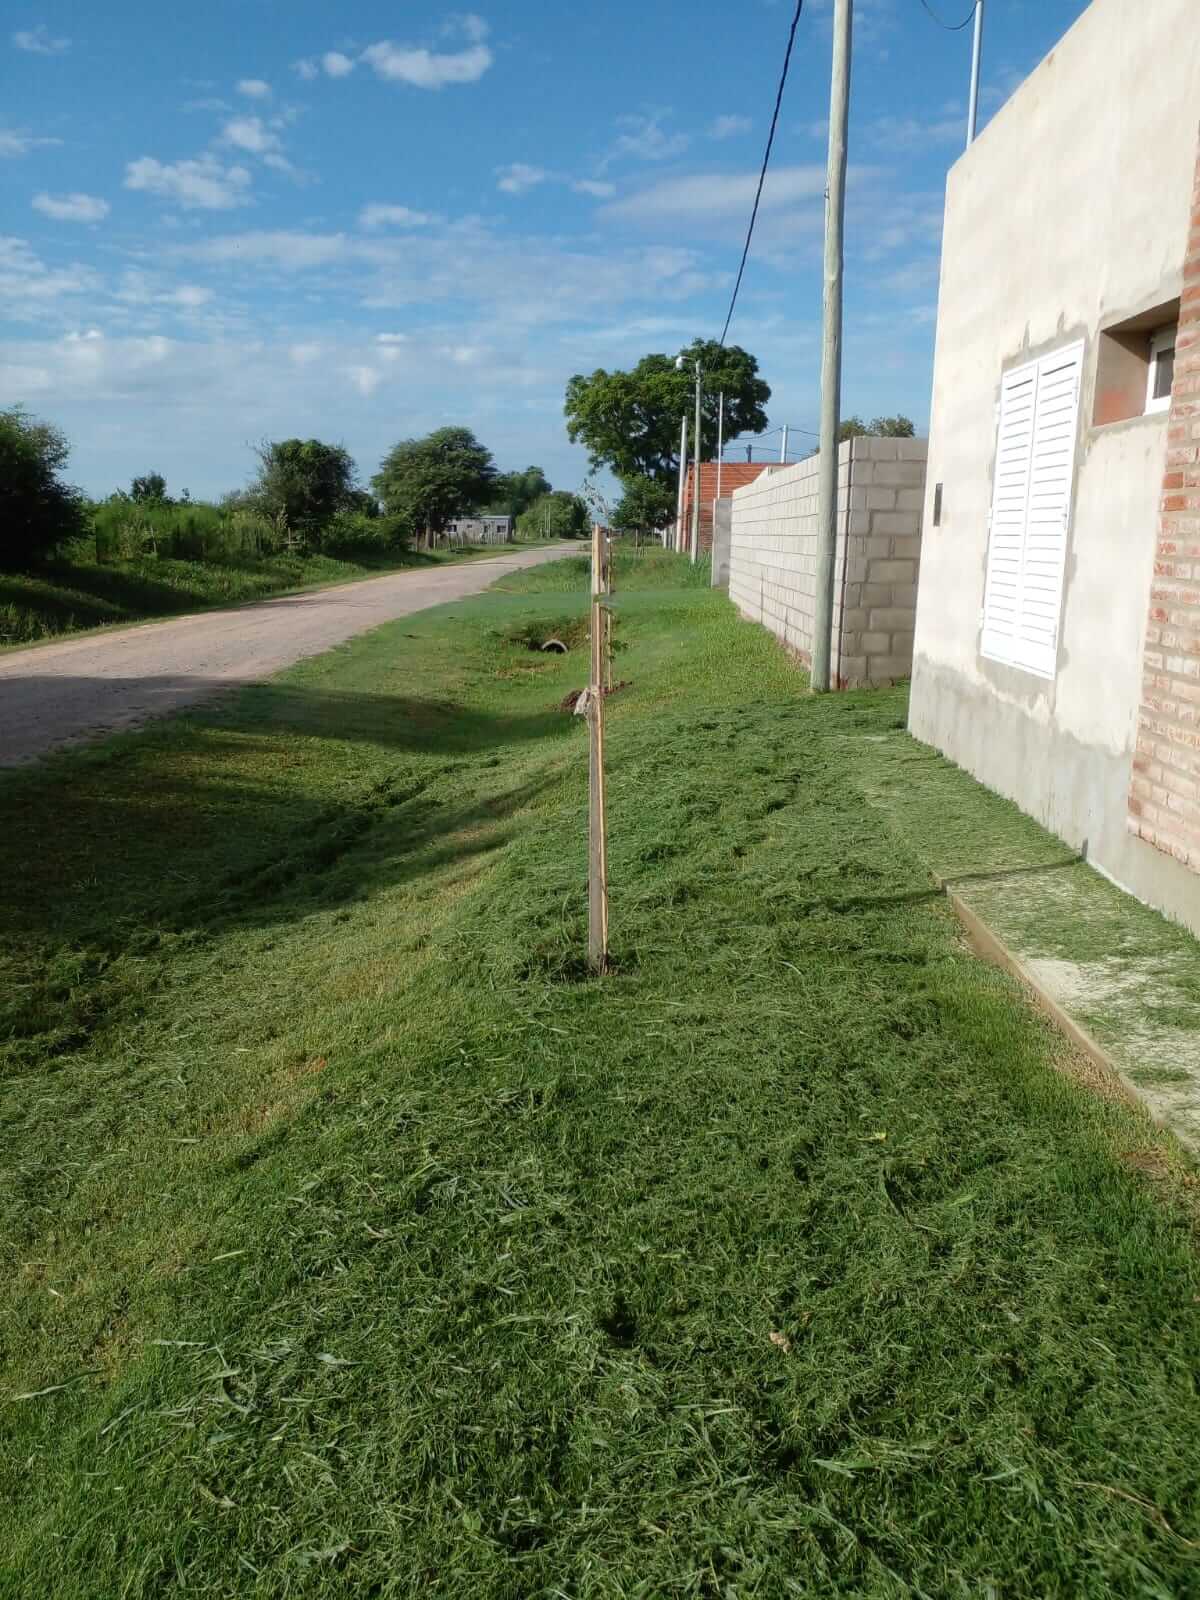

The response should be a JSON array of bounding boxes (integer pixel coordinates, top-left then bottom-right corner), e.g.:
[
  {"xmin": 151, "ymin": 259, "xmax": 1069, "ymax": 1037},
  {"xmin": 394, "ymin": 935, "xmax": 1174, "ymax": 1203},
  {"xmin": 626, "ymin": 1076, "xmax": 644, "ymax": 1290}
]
[{"xmin": 677, "ymin": 461, "xmax": 780, "ymax": 552}]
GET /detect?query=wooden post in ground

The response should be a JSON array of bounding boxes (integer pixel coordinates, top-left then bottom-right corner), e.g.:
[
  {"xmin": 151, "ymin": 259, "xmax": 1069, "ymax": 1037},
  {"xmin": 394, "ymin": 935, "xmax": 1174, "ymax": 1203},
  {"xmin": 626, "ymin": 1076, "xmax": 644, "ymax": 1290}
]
[{"xmin": 588, "ymin": 523, "xmax": 609, "ymax": 973}]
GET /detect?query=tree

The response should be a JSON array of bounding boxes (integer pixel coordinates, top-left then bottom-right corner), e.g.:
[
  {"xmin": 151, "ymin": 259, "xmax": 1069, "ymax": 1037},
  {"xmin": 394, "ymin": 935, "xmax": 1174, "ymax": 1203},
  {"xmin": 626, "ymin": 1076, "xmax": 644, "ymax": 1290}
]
[
  {"xmin": 516, "ymin": 490, "xmax": 588, "ymax": 541},
  {"xmin": 251, "ymin": 438, "xmax": 357, "ymax": 535},
  {"xmin": 610, "ymin": 474, "xmax": 676, "ymax": 538},
  {"xmin": 837, "ymin": 414, "xmax": 916, "ymax": 442},
  {"xmin": 372, "ymin": 427, "xmax": 496, "ymax": 546},
  {"xmin": 0, "ymin": 408, "xmax": 87, "ymax": 567},
  {"xmin": 488, "ymin": 465, "xmax": 552, "ymax": 521},
  {"xmin": 130, "ymin": 472, "xmax": 169, "ymax": 504},
  {"xmin": 564, "ymin": 340, "xmax": 770, "ymax": 489}
]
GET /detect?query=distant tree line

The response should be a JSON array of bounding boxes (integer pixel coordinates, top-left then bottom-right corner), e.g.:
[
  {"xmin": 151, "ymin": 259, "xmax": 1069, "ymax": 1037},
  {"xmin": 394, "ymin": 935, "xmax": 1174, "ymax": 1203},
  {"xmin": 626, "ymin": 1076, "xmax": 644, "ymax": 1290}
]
[{"xmin": 0, "ymin": 408, "xmax": 586, "ymax": 572}]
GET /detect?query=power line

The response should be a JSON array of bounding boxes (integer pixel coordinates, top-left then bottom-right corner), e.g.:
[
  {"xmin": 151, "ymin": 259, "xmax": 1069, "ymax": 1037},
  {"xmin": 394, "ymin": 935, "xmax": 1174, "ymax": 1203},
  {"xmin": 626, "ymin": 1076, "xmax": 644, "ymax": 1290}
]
[
  {"xmin": 717, "ymin": 0, "xmax": 805, "ymax": 348},
  {"xmin": 916, "ymin": 0, "xmax": 976, "ymax": 31}
]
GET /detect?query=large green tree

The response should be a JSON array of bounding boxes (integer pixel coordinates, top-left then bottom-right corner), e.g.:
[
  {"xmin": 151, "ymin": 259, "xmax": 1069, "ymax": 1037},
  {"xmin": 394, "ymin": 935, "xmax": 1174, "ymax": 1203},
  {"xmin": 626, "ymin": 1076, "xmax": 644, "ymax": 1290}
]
[
  {"xmin": 0, "ymin": 408, "xmax": 87, "ymax": 567},
  {"xmin": 516, "ymin": 490, "xmax": 588, "ymax": 541},
  {"xmin": 251, "ymin": 438, "xmax": 358, "ymax": 534},
  {"xmin": 373, "ymin": 427, "xmax": 496, "ymax": 546},
  {"xmin": 564, "ymin": 340, "xmax": 770, "ymax": 489},
  {"xmin": 610, "ymin": 474, "xmax": 676, "ymax": 537},
  {"xmin": 487, "ymin": 465, "xmax": 552, "ymax": 521}
]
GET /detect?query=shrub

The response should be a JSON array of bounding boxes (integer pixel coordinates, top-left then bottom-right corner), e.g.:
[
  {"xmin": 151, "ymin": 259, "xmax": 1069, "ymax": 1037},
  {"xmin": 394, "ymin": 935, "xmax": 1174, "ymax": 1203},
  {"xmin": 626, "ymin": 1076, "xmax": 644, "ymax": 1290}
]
[
  {"xmin": 0, "ymin": 408, "xmax": 87, "ymax": 568},
  {"xmin": 316, "ymin": 510, "xmax": 413, "ymax": 560}
]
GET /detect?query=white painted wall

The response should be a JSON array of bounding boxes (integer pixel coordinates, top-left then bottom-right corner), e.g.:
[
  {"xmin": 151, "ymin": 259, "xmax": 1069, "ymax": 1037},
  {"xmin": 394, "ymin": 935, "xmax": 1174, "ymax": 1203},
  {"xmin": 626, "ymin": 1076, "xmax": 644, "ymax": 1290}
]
[{"xmin": 910, "ymin": 0, "xmax": 1200, "ymax": 934}]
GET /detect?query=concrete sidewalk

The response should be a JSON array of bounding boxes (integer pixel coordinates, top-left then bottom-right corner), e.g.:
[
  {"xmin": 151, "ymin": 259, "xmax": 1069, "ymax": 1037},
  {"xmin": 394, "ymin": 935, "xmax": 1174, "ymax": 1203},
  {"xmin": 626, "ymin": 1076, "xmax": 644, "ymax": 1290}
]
[{"xmin": 840, "ymin": 707, "xmax": 1200, "ymax": 1153}]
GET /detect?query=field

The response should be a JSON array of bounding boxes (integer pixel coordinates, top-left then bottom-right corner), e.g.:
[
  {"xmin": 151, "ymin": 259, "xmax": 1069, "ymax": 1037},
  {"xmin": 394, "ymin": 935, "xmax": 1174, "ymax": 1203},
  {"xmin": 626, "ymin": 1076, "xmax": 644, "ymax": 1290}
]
[{"xmin": 1, "ymin": 551, "xmax": 1198, "ymax": 1596}]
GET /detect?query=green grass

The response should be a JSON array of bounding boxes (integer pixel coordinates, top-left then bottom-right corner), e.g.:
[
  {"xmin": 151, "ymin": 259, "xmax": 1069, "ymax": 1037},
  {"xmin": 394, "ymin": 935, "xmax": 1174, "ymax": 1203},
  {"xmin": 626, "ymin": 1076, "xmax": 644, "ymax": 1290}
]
[
  {"xmin": 0, "ymin": 541, "xmax": 531, "ymax": 650},
  {"xmin": 2, "ymin": 550, "xmax": 1200, "ymax": 1596}
]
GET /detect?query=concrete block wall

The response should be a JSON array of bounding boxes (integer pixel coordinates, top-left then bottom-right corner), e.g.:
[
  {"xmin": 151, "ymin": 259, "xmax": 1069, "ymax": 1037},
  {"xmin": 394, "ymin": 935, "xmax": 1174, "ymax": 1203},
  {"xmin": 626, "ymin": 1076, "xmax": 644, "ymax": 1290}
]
[
  {"xmin": 711, "ymin": 496, "xmax": 733, "ymax": 587},
  {"xmin": 727, "ymin": 436, "xmax": 927, "ymax": 686}
]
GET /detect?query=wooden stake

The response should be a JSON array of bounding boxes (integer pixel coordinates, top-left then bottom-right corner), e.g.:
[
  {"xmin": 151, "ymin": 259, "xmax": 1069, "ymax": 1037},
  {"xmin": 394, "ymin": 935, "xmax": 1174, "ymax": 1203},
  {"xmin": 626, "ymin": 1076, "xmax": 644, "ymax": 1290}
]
[{"xmin": 588, "ymin": 523, "xmax": 609, "ymax": 973}]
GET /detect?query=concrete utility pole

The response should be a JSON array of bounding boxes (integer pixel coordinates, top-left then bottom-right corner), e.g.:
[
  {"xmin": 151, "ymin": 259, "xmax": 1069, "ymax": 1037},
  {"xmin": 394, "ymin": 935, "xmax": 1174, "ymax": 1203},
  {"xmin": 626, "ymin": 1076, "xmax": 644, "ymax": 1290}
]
[
  {"xmin": 780, "ymin": 423, "xmax": 789, "ymax": 464},
  {"xmin": 812, "ymin": 0, "xmax": 852, "ymax": 694},
  {"xmin": 966, "ymin": 0, "xmax": 984, "ymax": 147},
  {"xmin": 690, "ymin": 362, "xmax": 702, "ymax": 563},
  {"xmin": 675, "ymin": 413, "xmax": 688, "ymax": 553}
]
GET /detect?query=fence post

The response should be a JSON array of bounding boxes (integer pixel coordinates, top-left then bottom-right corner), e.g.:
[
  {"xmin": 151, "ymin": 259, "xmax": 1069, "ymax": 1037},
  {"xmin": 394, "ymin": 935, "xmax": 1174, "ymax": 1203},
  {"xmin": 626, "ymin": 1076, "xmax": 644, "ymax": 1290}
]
[{"xmin": 588, "ymin": 523, "xmax": 609, "ymax": 974}]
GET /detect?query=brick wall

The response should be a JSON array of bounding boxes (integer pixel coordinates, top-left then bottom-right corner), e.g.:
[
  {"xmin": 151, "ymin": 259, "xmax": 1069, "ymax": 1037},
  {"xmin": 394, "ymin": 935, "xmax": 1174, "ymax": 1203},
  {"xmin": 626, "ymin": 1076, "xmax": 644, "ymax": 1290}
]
[
  {"xmin": 679, "ymin": 462, "xmax": 778, "ymax": 552},
  {"xmin": 728, "ymin": 436, "xmax": 926, "ymax": 687},
  {"xmin": 1127, "ymin": 144, "xmax": 1200, "ymax": 870}
]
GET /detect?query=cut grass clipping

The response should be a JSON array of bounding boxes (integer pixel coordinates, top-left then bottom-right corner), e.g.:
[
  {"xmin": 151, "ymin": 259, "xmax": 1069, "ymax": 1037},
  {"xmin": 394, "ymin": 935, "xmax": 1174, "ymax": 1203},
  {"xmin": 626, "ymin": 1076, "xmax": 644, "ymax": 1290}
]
[{"xmin": 1, "ymin": 550, "xmax": 1199, "ymax": 1596}]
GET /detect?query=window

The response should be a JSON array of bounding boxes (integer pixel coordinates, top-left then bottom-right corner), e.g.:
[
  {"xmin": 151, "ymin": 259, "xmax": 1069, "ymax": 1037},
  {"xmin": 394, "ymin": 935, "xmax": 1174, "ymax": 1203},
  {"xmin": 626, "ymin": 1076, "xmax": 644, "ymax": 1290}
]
[
  {"xmin": 1092, "ymin": 298, "xmax": 1180, "ymax": 426},
  {"xmin": 1146, "ymin": 324, "xmax": 1177, "ymax": 413},
  {"xmin": 981, "ymin": 340, "xmax": 1084, "ymax": 680}
]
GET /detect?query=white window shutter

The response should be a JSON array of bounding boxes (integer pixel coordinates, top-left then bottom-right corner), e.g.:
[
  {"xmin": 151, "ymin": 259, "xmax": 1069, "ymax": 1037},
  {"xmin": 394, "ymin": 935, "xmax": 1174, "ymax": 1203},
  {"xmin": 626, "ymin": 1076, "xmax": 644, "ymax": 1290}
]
[
  {"xmin": 981, "ymin": 341, "xmax": 1083, "ymax": 679},
  {"xmin": 981, "ymin": 358, "xmax": 1037, "ymax": 666}
]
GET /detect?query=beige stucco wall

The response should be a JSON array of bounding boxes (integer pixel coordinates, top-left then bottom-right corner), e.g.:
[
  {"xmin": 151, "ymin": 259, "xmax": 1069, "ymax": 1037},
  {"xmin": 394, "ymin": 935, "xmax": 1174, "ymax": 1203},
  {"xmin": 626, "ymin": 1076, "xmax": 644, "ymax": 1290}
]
[{"xmin": 909, "ymin": 0, "xmax": 1200, "ymax": 934}]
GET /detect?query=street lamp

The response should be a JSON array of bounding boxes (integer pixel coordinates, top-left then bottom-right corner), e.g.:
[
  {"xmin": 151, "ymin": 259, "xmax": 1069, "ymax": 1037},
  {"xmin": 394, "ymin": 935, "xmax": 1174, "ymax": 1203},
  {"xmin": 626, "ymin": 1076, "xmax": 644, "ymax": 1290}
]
[{"xmin": 675, "ymin": 353, "xmax": 702, "ymax": 563}]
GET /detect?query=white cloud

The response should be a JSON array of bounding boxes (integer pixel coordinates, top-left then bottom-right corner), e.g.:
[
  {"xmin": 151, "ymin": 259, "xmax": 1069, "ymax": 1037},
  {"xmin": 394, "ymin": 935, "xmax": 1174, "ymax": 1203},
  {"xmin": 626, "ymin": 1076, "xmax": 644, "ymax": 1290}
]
[
  {"xmin": 869, "ymin": 113, "xmax": 964, "ymax": 152},
  {"xmin": 322, "ymin": 50, "xmax": 355, "ymax": 77},
  {"xmin": 359, "ymin": 16, "xmax": 493, "ymax": 90},
  {"xmin": 603, "ymin": 164, "xmax": 829, "ymax": 224},
  {"xmin": 359, "ymin": 203, "xmax": 433, "ymax": 229},
  {"xmin": 0, "ymin": 127, "xmax": 61, "ymax": 158},
  {"xmin": 32, "ymin": 191, "xmax": 109, "ymax": 223},
  {"xmin": 709, "ymin": 114, "xmax": 751, "ymax": 140},
  {"xmin": 184, "ymin": 229, "xmax": 349, "ymax": 268},
  {"xmin": 220, "ymin": 115, "xmax": 281, "ymax": 156},
  {"xmin": 293, "ymin": 58, "xmax": 319, "ymax": 81},
  {"xmin": 346, "ymin": 364, "xmax": 382, "ymax": 396},
  {"xmin": 572, "ymin": 179, "xmax": 616, "ymax": 198},
  {"xmin": 610, "ymin": 113, "xmax": 689, "ymax": 163},
  {"xmin": 185, "ymin": 96, "xmax": 231, "ymax": 113},
  {"xmin": 115, "ymin": 269, "xmax": 216, "ymax": 310},
  {"xmin": 375, "ymin": 332, "xmax": 407, "ymax": 344},
  {"xmin": 124, "ymin": 155, "xmax": 253, "ymax": 211},
  {"xmin": 496, "ymin": 163, "xmax": 546, "ymax": 196},
  {"xmin": 13, "ymin": 24, "xmax": 70, "ymax": 54},
  {"xmin": 237, "ymin": 78, "xmax": 271, "ymax": 99},
  {"xmin": 0, "ymin": 234, "xmax": 100, "ymax": 318}
]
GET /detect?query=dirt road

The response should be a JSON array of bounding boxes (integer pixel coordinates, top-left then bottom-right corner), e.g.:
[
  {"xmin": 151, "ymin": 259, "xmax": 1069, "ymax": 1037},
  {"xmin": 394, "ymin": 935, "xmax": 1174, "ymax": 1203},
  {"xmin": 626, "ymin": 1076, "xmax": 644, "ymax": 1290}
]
[{"xmin": 0, "ymin": 544, "xmax": 573, "ymax": 766}]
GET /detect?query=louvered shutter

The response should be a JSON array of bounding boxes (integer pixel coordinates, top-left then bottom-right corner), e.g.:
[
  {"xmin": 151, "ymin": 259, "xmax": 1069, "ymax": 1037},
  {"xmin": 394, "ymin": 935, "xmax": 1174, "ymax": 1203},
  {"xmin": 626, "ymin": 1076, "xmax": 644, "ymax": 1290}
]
[
  {"xmin": 981, "ymin": 341, "xmax": 1083, "ymax": 679},
  {"xmin": 981, "ymin": 359, "xmax": 1037, "ymax": 666}
]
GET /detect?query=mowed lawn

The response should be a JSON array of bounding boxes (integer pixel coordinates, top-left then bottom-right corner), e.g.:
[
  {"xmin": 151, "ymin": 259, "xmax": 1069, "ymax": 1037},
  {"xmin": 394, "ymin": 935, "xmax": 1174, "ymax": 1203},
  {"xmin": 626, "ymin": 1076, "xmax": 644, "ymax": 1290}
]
[{"xmin": 2, "ymin": 550, "xmax": 1199, "ymax": 1597}]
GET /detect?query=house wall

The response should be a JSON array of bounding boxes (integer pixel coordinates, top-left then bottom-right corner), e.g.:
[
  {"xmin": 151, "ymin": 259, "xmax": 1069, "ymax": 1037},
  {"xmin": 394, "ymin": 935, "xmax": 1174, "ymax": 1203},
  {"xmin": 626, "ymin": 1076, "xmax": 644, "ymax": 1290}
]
[
  {"xmin": 728, "ymin": 436, "xmax": 926, "ymax": 687},
  {"xmin": 909, "ymin": 0, "xmax": 1200, "ymax": 935}
]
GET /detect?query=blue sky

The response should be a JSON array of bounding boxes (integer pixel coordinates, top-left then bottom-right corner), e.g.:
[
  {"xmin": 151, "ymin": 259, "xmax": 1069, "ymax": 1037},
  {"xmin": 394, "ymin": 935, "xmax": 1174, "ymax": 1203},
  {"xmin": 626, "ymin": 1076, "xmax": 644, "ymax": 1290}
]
[{"xmin": 1, "ymin": 0, "xmax": 1088, "ymax": 502}]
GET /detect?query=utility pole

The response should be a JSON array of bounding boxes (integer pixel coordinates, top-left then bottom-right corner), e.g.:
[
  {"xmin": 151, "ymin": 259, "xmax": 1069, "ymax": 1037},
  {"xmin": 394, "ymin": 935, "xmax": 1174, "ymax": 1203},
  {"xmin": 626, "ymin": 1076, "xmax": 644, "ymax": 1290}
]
[
  {"xmin": 690, "ymin": 361, "xmax": 702, "ymax": 563},
  {"xmin": 812, "ymin": 0, "xmax": 852, "ymax": 694},
  {"xmin": 966, "ymin": 1, "xmax": 984, "ymax": 147},
  {"xmin": 675, "ymin": 413, "xmax": 689, "ymax": 553},
  {"xmin": 780, "ymin": 423, "xmax": 789, "ymax": 464}
]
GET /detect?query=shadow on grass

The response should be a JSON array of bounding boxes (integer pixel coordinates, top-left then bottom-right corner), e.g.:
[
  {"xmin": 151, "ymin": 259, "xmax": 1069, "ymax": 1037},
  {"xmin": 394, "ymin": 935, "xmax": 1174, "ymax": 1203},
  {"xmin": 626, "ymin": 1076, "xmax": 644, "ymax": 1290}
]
[{"xmin": 0, "ymin": 681, "xmax": 574, "ymax": 1060}]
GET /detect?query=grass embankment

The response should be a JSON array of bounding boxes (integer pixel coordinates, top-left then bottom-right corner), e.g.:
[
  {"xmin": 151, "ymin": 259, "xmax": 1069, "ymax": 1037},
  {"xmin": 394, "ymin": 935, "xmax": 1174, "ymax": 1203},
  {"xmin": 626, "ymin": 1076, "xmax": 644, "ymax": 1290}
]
[
  {"xmin": 2, "ymin": 552, "xmax": 1199, "ymax": 1595},
  {"xmin": 0, "ymin": 541, "xmax": 535, "ymax": 650}
]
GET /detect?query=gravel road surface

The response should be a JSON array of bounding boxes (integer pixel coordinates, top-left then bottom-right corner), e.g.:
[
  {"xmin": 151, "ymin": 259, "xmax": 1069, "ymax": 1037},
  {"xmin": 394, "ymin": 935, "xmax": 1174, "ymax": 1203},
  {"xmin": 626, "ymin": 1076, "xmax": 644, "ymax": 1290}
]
[{"xmin": 0, "ymin": 544, "xmax": 573, "ymax": 766}]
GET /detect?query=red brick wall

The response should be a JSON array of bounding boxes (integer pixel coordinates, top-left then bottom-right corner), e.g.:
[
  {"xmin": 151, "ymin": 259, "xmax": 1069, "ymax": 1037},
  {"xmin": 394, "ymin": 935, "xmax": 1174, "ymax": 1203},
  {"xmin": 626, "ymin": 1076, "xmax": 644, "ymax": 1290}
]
[
  {"xmin": 680, "ymin": 462, "xmax": 778, "ymax": 552},
  {"xmin": 1128, "ymin": 141, "xmax": 1200, "ymax": 868}
]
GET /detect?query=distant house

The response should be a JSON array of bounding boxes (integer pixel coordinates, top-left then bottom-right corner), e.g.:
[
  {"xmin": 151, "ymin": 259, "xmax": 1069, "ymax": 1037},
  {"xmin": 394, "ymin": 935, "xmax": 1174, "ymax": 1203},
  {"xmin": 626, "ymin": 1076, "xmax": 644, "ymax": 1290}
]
[
  {"xmin": 445, "ymin": 514, "xmax": 513, "ymax": 545},
  {"xmin": 908, "ymin": 0, "xmax": 1200, "ymax": 936},
  {"xmin": 677, "ymin": 462, "xmax": 778, "ymax": 553}
]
